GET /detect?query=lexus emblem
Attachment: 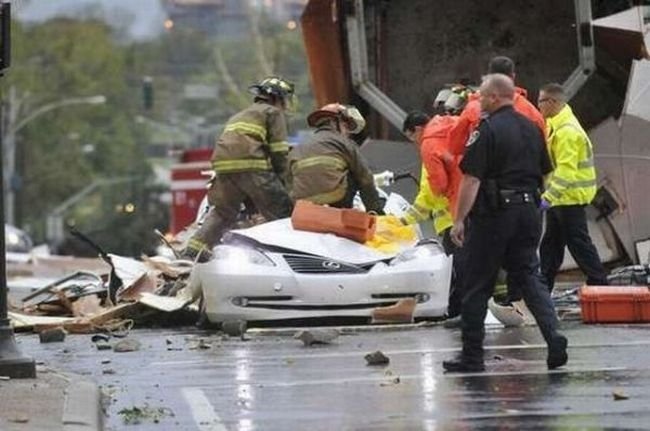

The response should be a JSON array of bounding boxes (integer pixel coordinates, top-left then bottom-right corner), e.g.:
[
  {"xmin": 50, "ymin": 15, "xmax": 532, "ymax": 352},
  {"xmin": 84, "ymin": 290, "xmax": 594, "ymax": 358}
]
[{"xmin": 322, "ymin": 260, "xmax": 342, "ymax": 269}]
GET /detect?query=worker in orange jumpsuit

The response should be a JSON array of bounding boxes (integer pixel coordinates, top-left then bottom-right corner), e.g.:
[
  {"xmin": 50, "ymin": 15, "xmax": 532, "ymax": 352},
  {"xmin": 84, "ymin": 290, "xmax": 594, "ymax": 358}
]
[
  {"xmin": 448, "ymin": 56, "xmax": 545, "ymax": 157},
  {"xmin": 402, "ymin": 85, "xmax": 472, "ymax": 317}
]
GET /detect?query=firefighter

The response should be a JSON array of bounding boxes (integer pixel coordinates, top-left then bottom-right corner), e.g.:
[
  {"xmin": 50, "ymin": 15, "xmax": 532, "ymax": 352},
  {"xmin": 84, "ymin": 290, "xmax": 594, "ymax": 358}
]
[
  {"xmin": 537, "ymin": 83, "xmax": 609, "ymax": 291},
  {"xmin": 287, "ymin": 103, "xmax": 385, "ymax": 214},
  {"xmin": 180, "ymin": 76, "xmax": 295, "ymax": 262},
  {"xmin": 444, "ymin": 74, "xmax": 567, "ymax": 372}
]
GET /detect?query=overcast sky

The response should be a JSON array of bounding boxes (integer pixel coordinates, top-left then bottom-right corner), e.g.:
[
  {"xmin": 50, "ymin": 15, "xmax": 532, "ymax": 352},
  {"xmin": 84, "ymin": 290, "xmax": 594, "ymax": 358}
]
[{"xmin": 15, "ymin": 0, "xmax": 167, "ymax": 40}]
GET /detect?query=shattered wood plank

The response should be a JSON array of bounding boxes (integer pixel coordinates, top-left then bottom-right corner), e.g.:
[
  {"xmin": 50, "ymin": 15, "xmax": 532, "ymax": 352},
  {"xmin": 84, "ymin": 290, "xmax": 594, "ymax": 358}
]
[
  {"xmin": 36, "ymin": 303, "xmax": 69, "ymax": 315},
  {"xmin": 33, "ymin": 320, "xmax": 94, "ymax": 334},
  {"xmin": 117, "ymin": 272, "xmax": 158, "ymax": 302},
  {"xmin": 9, "ymin": 311, "xmax": 75, "ymax": 331},
  {"xmin": 141, "ymin": 255, "xmax": 192, "ymax": 279},
  {"xmin": 72, "ymin": 295, "xmax": 104, "ymax": 317},
  {"xmin": 138, "ymin": 292, "xmax": 188, "ymax": 312},
  {"xmin": 55, "ymin": 290, "xmax": 75, "ymax": 315},
  {"xmin": 109, "ymin": 254, "xmax": 150, "ymax": 287},
  {"xmin": 88, "ymin": 303, "xmax": 141, "ymax": 326}
]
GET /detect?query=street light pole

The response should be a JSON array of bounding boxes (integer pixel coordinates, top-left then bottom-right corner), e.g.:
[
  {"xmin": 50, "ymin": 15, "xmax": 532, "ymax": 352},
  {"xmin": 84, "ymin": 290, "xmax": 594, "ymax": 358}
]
[
  {"xmin": 0, "ymin": 0, "xmax": 35, "ymax": 379},
  {"xmin": 3, "ymin": 92, "xmax": 106, "ymax": 225}
]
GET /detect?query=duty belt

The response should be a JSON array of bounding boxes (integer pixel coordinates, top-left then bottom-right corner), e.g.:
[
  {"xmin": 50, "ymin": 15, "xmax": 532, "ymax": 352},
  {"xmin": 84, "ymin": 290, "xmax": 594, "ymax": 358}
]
[{"xmin": 499, "ymin": 190, "xmax": 536, "ymax": 205}]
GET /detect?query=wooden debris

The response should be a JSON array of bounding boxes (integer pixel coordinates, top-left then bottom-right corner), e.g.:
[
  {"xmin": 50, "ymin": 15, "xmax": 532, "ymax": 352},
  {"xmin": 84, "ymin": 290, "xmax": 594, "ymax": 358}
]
[{"xmin": 117, "ymin": 273, "xmax": 157, "ymax": 302}]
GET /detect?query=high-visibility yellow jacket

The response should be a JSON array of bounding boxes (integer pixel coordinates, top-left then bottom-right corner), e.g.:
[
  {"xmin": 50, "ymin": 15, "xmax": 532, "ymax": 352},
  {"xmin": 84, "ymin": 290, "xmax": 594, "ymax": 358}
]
[
  {"xmin": 211, "ymin": 101, "xmax": 290, "ymax": 177},
  {"xmin": 542, "ymin": 104, "xmax": 597, "ymax": 206},
  {"xmin": 400, "ymin": 165, "xmax": 453, "ymax": 235}
]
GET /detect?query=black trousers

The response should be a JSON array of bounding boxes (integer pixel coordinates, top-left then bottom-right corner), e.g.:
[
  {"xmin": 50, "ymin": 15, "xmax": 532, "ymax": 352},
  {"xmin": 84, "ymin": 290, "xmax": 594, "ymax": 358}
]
[
  {"xmin": 460, "ymin": 204, "xmax": 561, "ymax": 362},
  {"xmin": 442, "ymin": 226, "xmax": 466, "ymax": 318},
  {"xmin": 540, "ymin": 205, "xmax": 608, "ymax": 292}
]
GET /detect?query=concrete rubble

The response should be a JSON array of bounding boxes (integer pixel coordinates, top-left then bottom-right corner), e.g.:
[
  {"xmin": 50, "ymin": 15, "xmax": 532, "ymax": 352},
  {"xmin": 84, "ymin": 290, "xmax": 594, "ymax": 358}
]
[{"xmin": 294, "ymin": 328, "xmax": 340, "ymax": 346}]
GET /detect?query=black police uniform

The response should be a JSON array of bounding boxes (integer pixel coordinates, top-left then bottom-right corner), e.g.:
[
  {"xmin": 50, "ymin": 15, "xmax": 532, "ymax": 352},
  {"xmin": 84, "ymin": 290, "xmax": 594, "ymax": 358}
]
[{"xmin": 444, "ymin": 105, "xmax": 568, "ymax": 372}]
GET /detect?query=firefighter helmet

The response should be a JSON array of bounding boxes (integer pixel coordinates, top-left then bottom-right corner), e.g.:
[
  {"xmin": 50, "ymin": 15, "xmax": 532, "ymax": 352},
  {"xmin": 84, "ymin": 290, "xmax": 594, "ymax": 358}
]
[
  {"xmin": 307, "ymin": 103, "xmax": 366, "ymax": 134},
  {"xmin": 248, "ymin": 76, "xmax": 295, "ymax": 102},
  {"xmin": 433, "ymin": 84, "xmax": 476, "ymax": 115}
]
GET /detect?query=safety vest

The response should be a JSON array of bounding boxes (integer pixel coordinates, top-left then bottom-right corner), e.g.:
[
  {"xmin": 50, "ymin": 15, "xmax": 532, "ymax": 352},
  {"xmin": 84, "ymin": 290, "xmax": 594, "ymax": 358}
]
[
  {"xmin": 211, "ymin": 102, "xmax": 289, "ymax": 174},
  {"xmin": 542, "ymin": 104, "xmax": 597, "ymax": 206},
  {"xmin": 400, "ymin": 165, "xmax": 453, "ymax": 235}
]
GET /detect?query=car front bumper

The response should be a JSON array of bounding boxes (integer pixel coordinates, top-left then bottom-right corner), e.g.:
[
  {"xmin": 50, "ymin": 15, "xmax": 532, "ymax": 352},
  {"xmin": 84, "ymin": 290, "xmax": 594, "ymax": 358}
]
[{"xmin": 194, "ymin": 252, "xmax": 452, "ymax": 323}]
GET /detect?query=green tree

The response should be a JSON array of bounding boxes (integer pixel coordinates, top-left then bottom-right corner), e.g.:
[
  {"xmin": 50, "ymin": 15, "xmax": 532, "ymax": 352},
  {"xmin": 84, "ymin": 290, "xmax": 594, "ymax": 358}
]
[{"xmin": 3, "ymin": 18, "xmax": 166, "ymax": 256}]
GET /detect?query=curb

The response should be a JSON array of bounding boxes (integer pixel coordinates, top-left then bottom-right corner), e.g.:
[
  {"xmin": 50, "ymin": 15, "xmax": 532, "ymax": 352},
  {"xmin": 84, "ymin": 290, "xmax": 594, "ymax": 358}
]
[{"xmin": 62, "ymin": 377, "xmax": 103, "ymax": 431}]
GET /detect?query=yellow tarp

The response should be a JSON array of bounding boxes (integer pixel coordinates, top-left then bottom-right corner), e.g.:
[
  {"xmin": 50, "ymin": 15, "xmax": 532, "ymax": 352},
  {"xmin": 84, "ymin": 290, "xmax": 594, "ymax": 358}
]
[{"xmin": 365, "ymin": 216, "xmax": 418, "ymax": 254}]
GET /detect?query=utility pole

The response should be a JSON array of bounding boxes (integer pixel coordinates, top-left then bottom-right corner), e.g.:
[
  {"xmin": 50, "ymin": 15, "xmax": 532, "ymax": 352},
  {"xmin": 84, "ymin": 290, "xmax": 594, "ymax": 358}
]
[{"xmin": 0, "ymin": 0, "xmax": 36, "ymax": 379}]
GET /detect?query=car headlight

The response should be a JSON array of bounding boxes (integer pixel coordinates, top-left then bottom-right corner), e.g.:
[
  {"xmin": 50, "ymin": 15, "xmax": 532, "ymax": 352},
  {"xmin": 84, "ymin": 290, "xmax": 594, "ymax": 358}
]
[
  {"xmin": 212, "ymin": 245, "xmax": 275, "ymax": 267},
  {"xmin": 389, "ymin": 243, "xmax": 443, "ymax": 266}
]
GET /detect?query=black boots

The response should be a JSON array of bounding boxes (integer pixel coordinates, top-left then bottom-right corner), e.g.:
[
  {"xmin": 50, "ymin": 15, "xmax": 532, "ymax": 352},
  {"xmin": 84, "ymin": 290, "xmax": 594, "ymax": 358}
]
[
  {"xmin": 442, "ymin": 357, "xmax": 485, "ymax": 373},
  {"xmin": 547, "ymin": 335, "xmax": 568, "ymax": 370}
]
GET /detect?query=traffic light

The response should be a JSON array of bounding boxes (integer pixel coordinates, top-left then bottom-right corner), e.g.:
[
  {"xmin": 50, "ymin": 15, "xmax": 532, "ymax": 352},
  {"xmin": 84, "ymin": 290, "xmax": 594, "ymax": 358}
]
[{"xmin": 142, "ymin": 76, "xmax": 154, "ymax": 110}]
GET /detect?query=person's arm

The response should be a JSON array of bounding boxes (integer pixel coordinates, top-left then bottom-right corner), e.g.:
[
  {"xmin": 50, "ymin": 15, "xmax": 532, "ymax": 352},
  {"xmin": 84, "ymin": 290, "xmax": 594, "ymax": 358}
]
[
  {"xmin": 450, "ymin": 119, "xmax": 491, "ymax": 245},
  {"xmin": 541, "ymin": 127, "xmax": 581, "ymax": 205},
  {"xmin": 447, "ymin": 101, "xmax": 480, "ymax": 156},
  {"xmin": 450, "ymin": 175, "xmax": 481, "ymax": 246},
  {"xmin": 422, "ymin": 147, "xmax": 449, "ymax": 195},
  {"xmin": 348, "ymin": 144, "xmax": 384, "ymax": 213}
]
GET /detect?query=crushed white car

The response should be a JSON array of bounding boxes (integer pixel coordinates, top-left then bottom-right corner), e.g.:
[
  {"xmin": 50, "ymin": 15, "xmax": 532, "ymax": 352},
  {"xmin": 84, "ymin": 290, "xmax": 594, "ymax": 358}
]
[{"xmin": 188, "ymin": 192, "xmax": 453, "ymax": 324}]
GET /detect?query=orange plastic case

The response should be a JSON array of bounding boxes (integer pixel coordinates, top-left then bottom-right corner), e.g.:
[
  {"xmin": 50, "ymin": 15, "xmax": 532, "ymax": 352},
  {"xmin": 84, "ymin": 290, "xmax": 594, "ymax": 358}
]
[
  {"xmin": 290, "ymin": 200, "xmax": 376, "ymax": 243},
  {"xmin": 580, "ymin": 285, "xmax": 650, "ymax": 323}
]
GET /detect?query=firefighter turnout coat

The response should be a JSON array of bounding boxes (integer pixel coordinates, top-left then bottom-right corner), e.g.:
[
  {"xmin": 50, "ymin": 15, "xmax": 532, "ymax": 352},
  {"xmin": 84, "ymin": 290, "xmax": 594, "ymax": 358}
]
[
  {"xmin": 211, "ymin": 101, "xmax": 290, "ymax": 177},
  {"xmin": 287, "ymin": 124, "xmax": 384, "ymax": 213}
]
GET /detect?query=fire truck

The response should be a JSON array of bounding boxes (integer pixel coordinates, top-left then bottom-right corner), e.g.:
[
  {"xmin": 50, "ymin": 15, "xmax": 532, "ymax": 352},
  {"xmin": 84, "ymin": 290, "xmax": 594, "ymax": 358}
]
[{"xmin": 169, "ymin": 147, "xmax": 212, "ymax": 235}]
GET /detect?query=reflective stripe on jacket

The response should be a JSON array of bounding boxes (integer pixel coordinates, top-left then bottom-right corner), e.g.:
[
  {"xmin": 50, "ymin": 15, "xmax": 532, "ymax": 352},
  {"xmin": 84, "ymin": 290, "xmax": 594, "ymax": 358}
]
[
  {"xmin": 448, "ymin": 87, "xmax": 546, "ymax": 156},
  {"xmin": 211, "ymin": 102, "xmax": 289, "ymax": 175},
  {"xmin": 542, "ymin": 104, "xmax": 597, "ymax": 206},
  {"xmin": 287, "ymin": 126, "xmax": 383, "ymax": 212},
  {"xmin": 400, "ymin": 165, "xmax": 453, "ymax": 235}
]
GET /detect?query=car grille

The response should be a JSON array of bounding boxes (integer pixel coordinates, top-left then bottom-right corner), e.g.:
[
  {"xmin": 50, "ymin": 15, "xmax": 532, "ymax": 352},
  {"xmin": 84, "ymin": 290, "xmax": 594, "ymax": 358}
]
[{"xmin": 282, "ymin": 254, "xmax": 368, "ymax": 274}]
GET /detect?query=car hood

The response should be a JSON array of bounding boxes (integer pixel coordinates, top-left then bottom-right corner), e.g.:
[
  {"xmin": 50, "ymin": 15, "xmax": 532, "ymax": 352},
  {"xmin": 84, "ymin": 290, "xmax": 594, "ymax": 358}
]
[{"xmin": 226, "ymin": 218, "xmax": 404, "ymax": 265}]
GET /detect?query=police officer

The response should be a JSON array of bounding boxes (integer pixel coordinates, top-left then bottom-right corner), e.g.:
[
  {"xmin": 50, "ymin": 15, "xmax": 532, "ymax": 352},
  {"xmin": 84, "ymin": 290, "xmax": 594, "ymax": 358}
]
[
  {"xmin": 180, "ymin": 77, "xmax": 295, "ymax": 262},
  {"xmin": 443, "ymin": 74, "xmax": 568, "ymax": 372}
]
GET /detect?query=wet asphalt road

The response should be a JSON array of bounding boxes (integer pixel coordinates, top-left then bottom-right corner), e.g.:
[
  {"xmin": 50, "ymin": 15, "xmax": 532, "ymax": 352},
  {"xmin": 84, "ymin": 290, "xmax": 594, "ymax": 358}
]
[{"xmin": 15, "ymin": 322, "xmax": 650, "ymax": 430}]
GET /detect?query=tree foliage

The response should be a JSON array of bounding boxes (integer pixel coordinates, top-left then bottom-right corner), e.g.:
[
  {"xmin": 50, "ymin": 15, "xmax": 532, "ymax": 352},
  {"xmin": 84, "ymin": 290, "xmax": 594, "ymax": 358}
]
[{"xmin": 3, "ymin": 18, "xmax": 164, "ymax": 256}]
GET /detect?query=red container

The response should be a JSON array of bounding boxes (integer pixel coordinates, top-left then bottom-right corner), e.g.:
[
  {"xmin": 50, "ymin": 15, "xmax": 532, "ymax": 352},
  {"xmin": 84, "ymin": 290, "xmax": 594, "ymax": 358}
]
[
  {"xmin": 580, "ymin": 285, "xmax": 650, "ymax": 323},
  {"xmin": 291, "ymin": 200, "xmax": 376, "ymax": 243}
]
